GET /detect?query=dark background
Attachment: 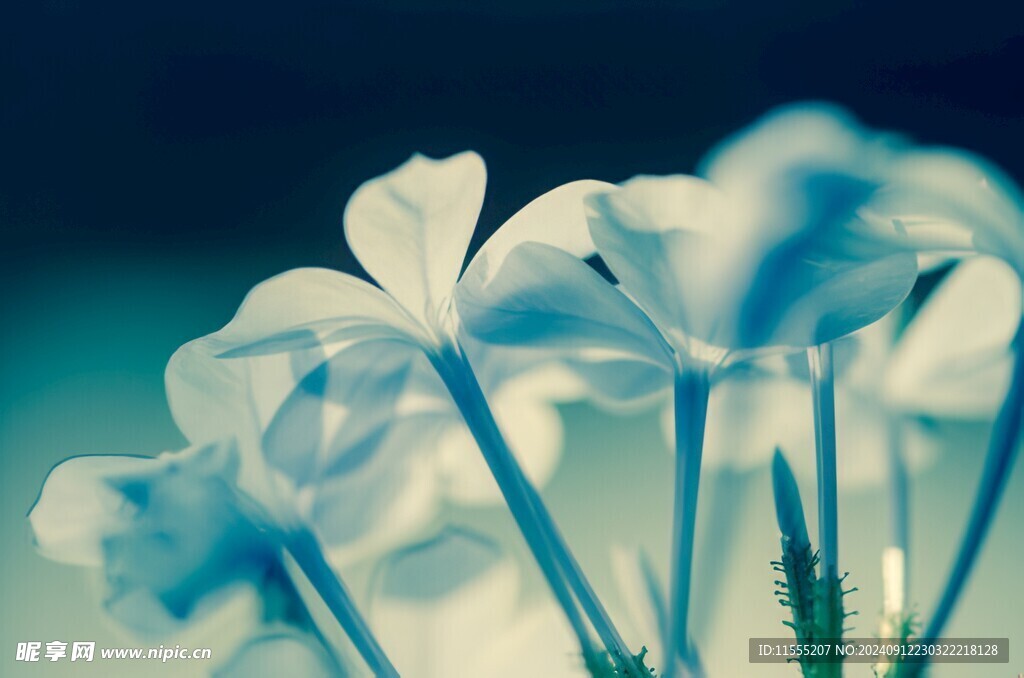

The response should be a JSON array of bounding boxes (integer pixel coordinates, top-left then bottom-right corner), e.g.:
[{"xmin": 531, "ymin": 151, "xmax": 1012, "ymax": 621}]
[{"xmin": 5, "ymin": 1, "xmax": 1024, "ymax": 273}]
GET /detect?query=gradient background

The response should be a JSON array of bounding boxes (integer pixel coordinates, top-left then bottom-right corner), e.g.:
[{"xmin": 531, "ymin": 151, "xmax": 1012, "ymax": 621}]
[{"xmin": 3, "ymin": 1, "xmax": 1023, "ymax": 675}]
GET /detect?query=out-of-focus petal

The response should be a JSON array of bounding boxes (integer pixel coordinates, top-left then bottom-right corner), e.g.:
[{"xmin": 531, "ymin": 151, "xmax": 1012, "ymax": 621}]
[
  {"xmin": 29, "ymin": 442, "xmax": 279, "ymax": 635},
  {"xmin": 610, "ymin": 546, "xmax": 667, "ymax": 670},
  {"xmin": 664, "ymin": 372, "xmax": 810, "ymax": 471},
  {"xmin": 866, "ymin": 149, "xmax": 1024, "ymax": 272},
  {"xmin": 371, "ymin": 528, "xmax": 519, "ymax": 678},
  {"xmin": 344, "ymin": 152, "xmax": 486, "ymax": 331},
  {"xmin": 474, "ymin": 604, "xmax": 585, "ymax": 678},
  {"xmin": 439, "ymin": 386, "xmax": 564, "ymax": 505},
  {"xmin": 29, "ymin": 454, "xmax": 152, "ymax": 566},
  {"xmin": 216, "ymin": 632, "xmax": 339, "ymax": 678},
  {"xmin": 457, "ymin": 241, "xmax": 672, "ymax": 366},
  {"xmin": 700, "ymin": 102, "xmax": 890, "ymax": 200},
  {"xmin": 562, "ymin": 354, "xmax": 672, "ymax": 410},
  {"xmin": 464, "ymin": 179, "xmax": 616, "ymax": 286},
  {"xmin": 262, "ymin": 340, "xmax": 419, "ymax": 485},
  {"xmin": 885, "ymin": 256, "xmax": 1022, "ymax": 417},
  {"xmin": 311, "ymin": 416, "xmax": 445, "ymax": 563}
]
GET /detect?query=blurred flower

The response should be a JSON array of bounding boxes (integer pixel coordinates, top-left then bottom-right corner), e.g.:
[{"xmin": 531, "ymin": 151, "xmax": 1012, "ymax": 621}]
[
  {"xmin": 28, "ymin": 440, "xmax": 278, "ymax": 636},
  {"xmin": 371, "ymin": 527, "xmax": 585, "ymax": 677},
  {"xmin": 216, "ymin": 630, "xmax": 341, "ymax": 678},
  {"xmin": 30, "ymin": 436, "xmax": 398, "ymax": 674},
  {"xmin": 706, "ymin": 102, "xmax": 1024, "ymax": 277}
]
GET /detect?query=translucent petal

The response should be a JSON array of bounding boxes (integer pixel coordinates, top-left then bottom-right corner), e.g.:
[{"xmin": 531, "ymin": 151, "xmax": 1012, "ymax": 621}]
[
  {"xmin": 29, "ymin": 454, "xmax": 152, "ymax": 566},
  {"xmin": 262, "ymin": 340, "xmax": 418, "ymax": 484},
  {"xmin": 457, "ymin": 241, "xmax": 672, "ymax": 365},
  {"xmin": 312, "ymin": 416, "xmax": 445, "ymax": 563},
  {"xmin": 885, "ymin": 256, "xmax": 1022, "ymax": 417},
  {"xmin": 866, "ymin": 148, "xmax": 1024, "ymax": 271},
  {"xmin": 610, "ymin": 546, "xmax": 666, "ymax": 669},
  {"xmin": 210, "ymin": 268, "xmax": 423, "ymax": 358},
  {"xmin": 464, "ymin": 179, "xmax": 616, "ymax": 286},
  {"xmin": 700, "ymin": 102, "xmax": 885, "ymax": 197},
  {"xmin": 562, "ymin": 354, "xmax": 672, "ymax": 410},
  {"xmin": 472, "ymin": 604, "xmax": 584, "ymax": 678},
  {"xmin": 699, "ymin": 103, "xmax": 902, "ymax": 250},
  {"xmin": 664, "ymin": 372, "xmax": 810, "ymax": 470},
  {"xmin": 165, "ymin": 269, "xmax": 420, "ymax": 452},
  {"xmin": 29, "ymin": 443, "xmax": 279, "ymax": 634},
  {"xmin": 216, "ymin": 632, "xmax": 338, "ymax": 678},
  {"xmin": 165, "ymin": 340, "xmax": 309, "ymax": 500},
  {"xmin": 586, "ymin": 176, "xmax": 749, "ymax": 349},
  {"xmin": 344, "ymin": 152, "xmax": 486, "ymax": 330},
  {"xmin": 371, "ymin": 529, "xmax": 520, "ymax": 678},
  {"xmin": 743, "ymin": 248, "xmax": 918, "ymax": 349},
  {"xmin": 439, "ymin": 390, "xmax": 564, "ymax": 506}
]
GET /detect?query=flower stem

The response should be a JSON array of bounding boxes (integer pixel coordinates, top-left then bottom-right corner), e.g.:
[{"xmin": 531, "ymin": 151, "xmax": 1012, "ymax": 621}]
[
  {"xmin": 808, "ymin": 343, "xmax": 839, "ymax": 580},
  {"xmin": 285, "ymin": 527, "xmax": 399, "ymax": 677},
  {"xmin": 885, "ymin": 416, "xmax": 909, "ymax": 601},
  {"xmin": 431, "ymin": 339, "xmax": 640, "ymax": 675},
  {"xmin": 913, "ymin": 318, "xmax": 1024, "ymax": 666},
  {"xmin": 668, "ymin": 362, "xmax": 711, "ymax": 676}
]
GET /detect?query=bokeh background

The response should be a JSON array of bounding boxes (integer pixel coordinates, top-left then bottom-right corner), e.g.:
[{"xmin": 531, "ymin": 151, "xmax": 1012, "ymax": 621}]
[{"xmin": 3, "ymin": 1, "xmax": 1023, "ymax": 675}]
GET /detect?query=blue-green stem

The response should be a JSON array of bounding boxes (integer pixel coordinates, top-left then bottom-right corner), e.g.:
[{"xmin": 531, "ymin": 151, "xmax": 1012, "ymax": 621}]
[
  {"xmin": 429, "ymin": 339, "xmax": 639, "ymax": 673},
  {"xmin": 668, "ymin": 362, "xmax": 711, "ymax": 676},
  {"xmin": 808, "ymin": 343, "xmax": 839, "ymax": 580},
  {"xmin": 886, "ymin": 416, "xmax": 909, "ymax": 595},
  {"xmin": 915, "ymin": 318, "xmax": 1024, "ymax": 659},
  {"xmin": 285, "ymin": 527, "xmax": 399, "ymax": 677}
]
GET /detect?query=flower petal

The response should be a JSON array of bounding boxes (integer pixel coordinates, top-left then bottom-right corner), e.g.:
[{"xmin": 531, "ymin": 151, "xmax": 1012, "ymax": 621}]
[
  {"xmin": 371, "ymin": 528, "xmax": 520, "ymax": 678},
  {"xmin": 344, "ymin": 151, "xmax": 487, "ymax": 330},
  {"xmin": 216, "ymin": 632, "xmax": 338, "ymax": 678},
  {"xmin": 210, "ymin": 268, "xmax": 423, "ymax": 359},
  {"xmin": 29, "ymin": 454, "xmax": 153, "ymax": 566},
  {"xmin": 866, "ymin": 149, "xmax": 1024, "ymax": 271},
  {"xmin": 740, "ymin": 247, "xmax": 919, "ymax": 349},
  {"xmin": 885, "ymin": 256, "xmax": 1022, "ymax": 417},
  {"xmin": 610, "ymin": 546, "xmax": 667, "ymax": 669},
  {"xmin": 311, "ymin": 415, "xmax": 445, "ymax": 563},
  {"xmin": 664, "ymin": 370, "xmax": 810, "ymax": 471},
  {"xmin": 30, "ymin": 443, "xmax": 279, "ymax": 634},
  {"xmin": 585, "ymin": 175, "xmax": 748, "ymax": 350},
  {"xmin": 439, "ymin": 386, "xmax": 564, "ymax": 506},
  {"xmin": 464, "ymin": 179, "xmax": 616, "ymax": 286},
  {"xmin": 700, "ymin": 102, "xmax": 889, "ymax": 201},
  {"xmin": 457, "ymin": 241, "xmax": 672, "ymax": 366},
  {"xmin": 262, "ymin": 340, "xmax": 419, "ymax": 485}
]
